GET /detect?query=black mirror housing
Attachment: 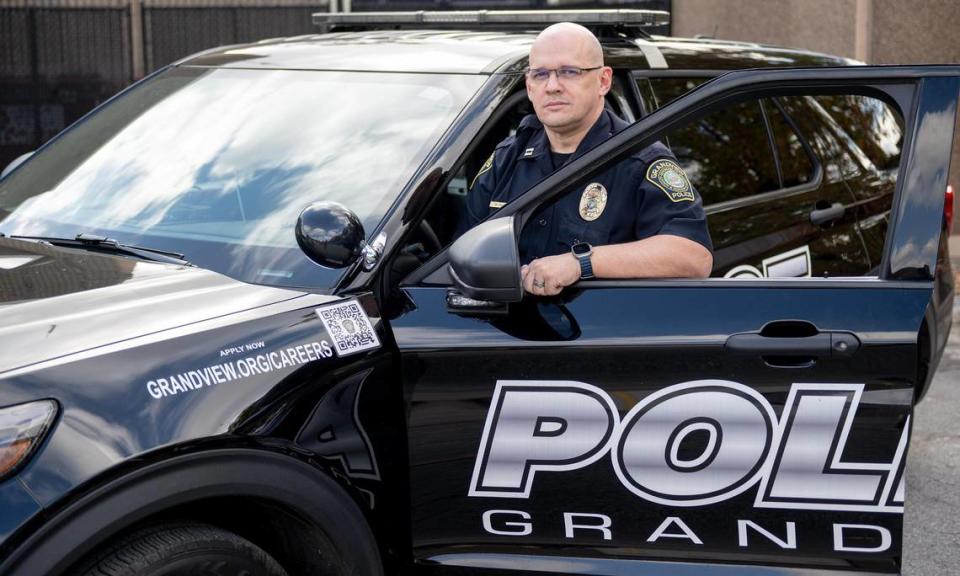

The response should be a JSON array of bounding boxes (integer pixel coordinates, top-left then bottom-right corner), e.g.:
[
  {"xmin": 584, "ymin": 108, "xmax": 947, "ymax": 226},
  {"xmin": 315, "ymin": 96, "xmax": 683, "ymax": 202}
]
[
  {"xmin": 449, "ymin": 217, "xmax": 522, "ymax": 302},
  {"xmin": 296, "ymin": 201, "xmax": 366, "ymax": 268}
]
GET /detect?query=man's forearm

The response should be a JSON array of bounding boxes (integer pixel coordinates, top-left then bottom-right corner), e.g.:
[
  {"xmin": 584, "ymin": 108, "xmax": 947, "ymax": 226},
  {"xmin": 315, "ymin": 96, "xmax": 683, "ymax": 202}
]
[{"xmin": 591, "ymin": 234, "xmax": 713, "ymax": 279}]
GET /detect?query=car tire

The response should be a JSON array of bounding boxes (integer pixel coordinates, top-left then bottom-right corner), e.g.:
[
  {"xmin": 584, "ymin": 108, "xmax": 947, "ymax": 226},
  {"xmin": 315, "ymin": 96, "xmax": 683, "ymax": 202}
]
[{"xmin": 75, "ymin": 522, "xmax": 288, "ymax": 576}]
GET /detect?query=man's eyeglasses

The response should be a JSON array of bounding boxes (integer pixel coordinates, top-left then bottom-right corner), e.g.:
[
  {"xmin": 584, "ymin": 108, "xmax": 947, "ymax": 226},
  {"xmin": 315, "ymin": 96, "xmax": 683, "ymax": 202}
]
[{"xmin": 525, "ymin": 66, "xmax": 603, "ymax": 83}]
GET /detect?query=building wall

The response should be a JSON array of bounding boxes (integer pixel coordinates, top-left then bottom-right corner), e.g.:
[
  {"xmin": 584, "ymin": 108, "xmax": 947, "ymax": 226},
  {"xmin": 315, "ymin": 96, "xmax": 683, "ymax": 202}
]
[
  {"xmin": 673, "ymin": 0, "xmax": 858, "ymax": 59},
  {"xmin": 673, "ymin": 0, "xmax": 960, "ymax": 233},
  {"xmin": 872, "ymin": 0, "xmax": 960, "ymax": 65}
]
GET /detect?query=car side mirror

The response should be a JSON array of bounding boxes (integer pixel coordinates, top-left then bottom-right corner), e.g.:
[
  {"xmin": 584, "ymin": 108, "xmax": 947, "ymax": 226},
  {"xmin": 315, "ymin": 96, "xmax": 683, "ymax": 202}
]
[
  {"xmin": 296, "ymin": 201, "xmax": 368, "ymax": 269},
  {"xmin": 448, "ymin": 216, "xmax": 522, "ymax": 303}
]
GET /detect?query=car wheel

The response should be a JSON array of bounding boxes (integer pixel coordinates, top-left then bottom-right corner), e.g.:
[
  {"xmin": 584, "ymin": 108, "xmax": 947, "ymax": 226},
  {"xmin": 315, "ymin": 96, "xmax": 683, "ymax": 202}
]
[{"xmin": 75, "ymin": 522, "xmax": 288, "ymax": 576}]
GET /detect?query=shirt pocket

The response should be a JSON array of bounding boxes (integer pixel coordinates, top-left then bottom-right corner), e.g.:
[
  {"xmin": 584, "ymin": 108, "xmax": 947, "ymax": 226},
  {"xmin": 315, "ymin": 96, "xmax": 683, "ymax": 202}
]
[{"xmin": 556, "ymin": 211, "xmax": 612, "ymax": 251}]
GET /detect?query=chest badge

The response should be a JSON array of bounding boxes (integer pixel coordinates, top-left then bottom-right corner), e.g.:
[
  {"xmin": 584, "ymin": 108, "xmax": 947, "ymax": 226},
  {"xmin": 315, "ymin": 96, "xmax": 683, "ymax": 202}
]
[
  {"xmin": 579, "ymin": 183, "xmax": 607, "ymax": 222},
  {"xmin": 646, "ymin": 158, "xmax": 695, "ymax": 202}
]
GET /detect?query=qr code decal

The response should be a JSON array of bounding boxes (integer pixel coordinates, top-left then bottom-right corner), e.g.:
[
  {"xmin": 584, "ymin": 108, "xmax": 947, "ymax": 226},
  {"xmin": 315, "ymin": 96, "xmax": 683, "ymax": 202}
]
[{"xmin": 315, "ymin": 300, "xmax": 380, "ymax": 357}]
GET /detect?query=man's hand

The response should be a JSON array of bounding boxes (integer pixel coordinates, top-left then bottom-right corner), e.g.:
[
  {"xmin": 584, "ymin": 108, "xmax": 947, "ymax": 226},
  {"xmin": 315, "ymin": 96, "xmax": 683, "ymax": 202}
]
[{"xmin": 521, "ymin": 253, "xmax": 581, "ymax": 296}]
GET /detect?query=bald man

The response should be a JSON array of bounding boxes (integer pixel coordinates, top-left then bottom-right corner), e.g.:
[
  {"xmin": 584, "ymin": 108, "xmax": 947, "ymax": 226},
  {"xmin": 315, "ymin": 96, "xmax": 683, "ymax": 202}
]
[{"xmin": 460, "ymin": 23, "xmax": 713, "ymax": 296}]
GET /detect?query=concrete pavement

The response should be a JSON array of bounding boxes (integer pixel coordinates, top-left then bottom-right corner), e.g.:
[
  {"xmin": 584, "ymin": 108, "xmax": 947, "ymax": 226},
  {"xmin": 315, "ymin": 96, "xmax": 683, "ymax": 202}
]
[{"xmin": 902, "ymin": 234, "xmax": 960, "ymax": 574}]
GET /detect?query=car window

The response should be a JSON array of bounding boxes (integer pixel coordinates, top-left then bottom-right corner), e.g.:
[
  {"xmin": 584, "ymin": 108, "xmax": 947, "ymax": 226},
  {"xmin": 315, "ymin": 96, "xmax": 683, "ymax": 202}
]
[
  {"xmin": 814, "ymin": 94, "xmax": 903, "ymax": 172},
  {"xmin": 644, "ymin": 77, "xmax": 707, "ymax": 108},
  {"xmin": 0, "ymin": 67, "xmax": 485, "ymax": 290},
  {"xmin": 507, "ymin": 88, "xmax": 905, "ymax": 283},
  {"xmin": 778, "ymin": 95, "xmax": 863, "ymax": 180},
  {"xmin": 766, "ymin": 100, "xmax": 816, "ymax": 188},
  {"xmin": 607, "ymin": 76, "xmax": 637, "ymax": 122},
  {"xmin": 646, "ymin": 78, "xmax": 787, "ymax": 204},
  {"xmin": 661, "ymin": 100, "xmax": 781, "ymax": 204},
  {"xmin": 790, "ymin": 94, "xmax": 902, "ymax": 275}
]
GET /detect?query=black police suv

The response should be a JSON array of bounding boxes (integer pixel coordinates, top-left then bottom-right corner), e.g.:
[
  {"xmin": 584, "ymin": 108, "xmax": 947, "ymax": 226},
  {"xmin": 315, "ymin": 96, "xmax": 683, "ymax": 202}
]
[{"xmin": 0, "ymin": 9, "xmax": 956, "ymax": 576}]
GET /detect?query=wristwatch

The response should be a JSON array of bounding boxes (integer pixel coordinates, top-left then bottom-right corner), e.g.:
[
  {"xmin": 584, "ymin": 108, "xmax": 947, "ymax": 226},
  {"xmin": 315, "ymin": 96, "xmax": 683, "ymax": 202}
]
[{"xmin": 571, "ymin": 242, "xmax": 594, "ymax": 279}]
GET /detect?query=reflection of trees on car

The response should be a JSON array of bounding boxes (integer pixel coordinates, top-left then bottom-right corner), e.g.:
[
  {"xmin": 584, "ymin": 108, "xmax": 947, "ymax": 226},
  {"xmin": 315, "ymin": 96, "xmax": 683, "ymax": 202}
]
[
  {"xmin": 641, "ymin": 75, "xmax": 904, "ymax": 279},
  {"xmin": 667, "ymin": 100, "xmax": 780, "ymax": 204},
  {"xmin": 816, "ymin": 94, "xmax": 903, "ymax": 171}
]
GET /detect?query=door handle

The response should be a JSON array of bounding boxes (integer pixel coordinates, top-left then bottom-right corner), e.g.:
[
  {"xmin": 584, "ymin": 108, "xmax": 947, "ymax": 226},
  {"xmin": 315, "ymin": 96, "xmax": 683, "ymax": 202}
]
[
  {"xmin": 810, "ymin": 202, "xmax": 845, "ymax": 225},
  {"xmin": 725, "ymin": 322, "xmax": 860, "ymax": 368},
  {"xmin": 725, "ymin": 333, "xmax": 831, "ymax": 355}
]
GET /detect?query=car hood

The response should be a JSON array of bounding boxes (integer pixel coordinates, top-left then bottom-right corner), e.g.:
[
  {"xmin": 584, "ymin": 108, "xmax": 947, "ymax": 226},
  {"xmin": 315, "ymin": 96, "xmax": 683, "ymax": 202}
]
[{"xmin": 0, "ymin": 237, "xmax": 308, "ymax": 374}]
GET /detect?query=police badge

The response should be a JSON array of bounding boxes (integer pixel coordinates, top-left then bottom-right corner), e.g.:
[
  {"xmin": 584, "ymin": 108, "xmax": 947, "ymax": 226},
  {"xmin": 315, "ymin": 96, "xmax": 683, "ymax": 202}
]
[
  {"xmin": 579, "ymin": 183, "xmax": 607, "ymax": 221},
  {"xmin": 646, "ymin": 158, "xmax": 695, "ymax": 202}
]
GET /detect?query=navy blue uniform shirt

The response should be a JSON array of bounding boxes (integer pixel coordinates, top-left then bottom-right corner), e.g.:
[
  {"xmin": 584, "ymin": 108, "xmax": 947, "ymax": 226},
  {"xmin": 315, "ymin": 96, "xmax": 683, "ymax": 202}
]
[{"xmin": 460, "ymin": 109, "xmax": 713, "ymax": 265}]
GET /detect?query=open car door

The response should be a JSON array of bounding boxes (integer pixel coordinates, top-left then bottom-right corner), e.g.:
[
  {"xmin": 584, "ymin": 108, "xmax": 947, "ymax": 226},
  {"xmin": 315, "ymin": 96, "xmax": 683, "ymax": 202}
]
[{"xmin": 392, "ymin": 66, "xmax": 959, "ymax": 574}]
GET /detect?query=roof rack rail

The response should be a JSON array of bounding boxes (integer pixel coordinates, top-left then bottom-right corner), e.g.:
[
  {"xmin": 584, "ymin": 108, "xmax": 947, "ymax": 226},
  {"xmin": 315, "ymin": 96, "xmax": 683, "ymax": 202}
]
[{"xmin": 311, "ymin": 9, "xmax": 670, "ymax": 37}]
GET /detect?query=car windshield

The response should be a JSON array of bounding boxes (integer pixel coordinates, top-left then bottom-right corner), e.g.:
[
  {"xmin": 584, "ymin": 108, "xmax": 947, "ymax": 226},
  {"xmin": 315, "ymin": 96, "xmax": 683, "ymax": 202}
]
[{"xmin": 0, "ymin": 67, "xmax": 484, "ymax": 289}]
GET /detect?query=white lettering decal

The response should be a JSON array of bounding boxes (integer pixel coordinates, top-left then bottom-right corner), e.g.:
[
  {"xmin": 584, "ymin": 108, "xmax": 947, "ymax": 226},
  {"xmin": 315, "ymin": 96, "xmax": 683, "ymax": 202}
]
[
  {"xmin": 614, "ymin": 380, "xmax": 774, "ymax": 507},
  {"xmin": 755, "ymin": 384, "xmax": 904, "ymax": 513},
  {"xmin": 563, "ymin": 513, "xmax": 612, "ymax": 541},
  {"xmin": 647, "ymin": 517, "xmax": 703, "ymax": 544},
  {"xmin": 469, "ymin": 381, "xmax": 618, "ymax": 498},
  {"xmin": 470, "ymin": 380, "xmax": 909, "ymax": 513},
  {"xmin": 833, "ymin": 524, "xmax": 892, "ymax": 553},
  {"xmin": 482, "ymin": 510, "xmax": 532, "ymax": 536},
  {"xmin": 146, "ymin": 380, "xmax": 163, "ymax": 399},
  {"xmin": 312, "ymin": 342, "xmax": 327, "ymax": 359},
  {"xmin": 737, "ymin": 520, "xmax": 797, "ymax": 549},
  {"xmin": 145, "ymin": 340, "xmax": 331, "ymax": 400},
  {"xmin": 479, "ymin": 510, "xmax": 893, "ymax": 555}
]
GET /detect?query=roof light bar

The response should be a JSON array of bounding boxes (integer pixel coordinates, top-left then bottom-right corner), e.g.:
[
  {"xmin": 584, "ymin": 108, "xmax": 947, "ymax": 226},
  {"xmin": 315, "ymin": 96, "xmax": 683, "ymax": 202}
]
[{"xmin": 312, "ymin": 9, "xmax": 670, "ymax": 30}]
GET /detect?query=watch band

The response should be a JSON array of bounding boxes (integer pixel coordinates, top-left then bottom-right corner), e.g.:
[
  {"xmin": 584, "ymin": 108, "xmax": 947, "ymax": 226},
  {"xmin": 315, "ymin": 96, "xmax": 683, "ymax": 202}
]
[
  {"xmin": 572, "ymin": 243, "xmax": 594, "ymax": 279},
  {"xmin": 579, "ymin": 255, "xmax": 594, "ymax": 279}
]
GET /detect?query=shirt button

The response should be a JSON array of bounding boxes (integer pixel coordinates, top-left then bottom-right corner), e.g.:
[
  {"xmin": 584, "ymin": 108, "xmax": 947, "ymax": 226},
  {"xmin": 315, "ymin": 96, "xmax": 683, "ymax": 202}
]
[{"xmin": 538, "ymin": 218, "xmax": 547, "ymax": 227}]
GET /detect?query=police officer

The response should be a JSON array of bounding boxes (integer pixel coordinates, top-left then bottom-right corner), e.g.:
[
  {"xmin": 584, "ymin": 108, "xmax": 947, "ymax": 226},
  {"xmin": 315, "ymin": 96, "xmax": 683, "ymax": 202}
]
[{"xmin": 461, "ymin": 22, "xmax": 713, "ymax": 296}]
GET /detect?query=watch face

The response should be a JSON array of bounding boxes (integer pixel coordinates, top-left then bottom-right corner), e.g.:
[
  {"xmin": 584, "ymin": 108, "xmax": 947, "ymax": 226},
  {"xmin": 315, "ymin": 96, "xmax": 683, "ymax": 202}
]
[{"xmin": 572, "ymin": 242, "xmax": 591, "ymax": 256}]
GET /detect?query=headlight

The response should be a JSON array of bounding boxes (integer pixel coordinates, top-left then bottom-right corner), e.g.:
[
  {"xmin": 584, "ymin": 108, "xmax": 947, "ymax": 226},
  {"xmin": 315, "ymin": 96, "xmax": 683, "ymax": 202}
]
[{"xmin": 0, "ymin": 400, "xmax": 58, "ymax": 480}]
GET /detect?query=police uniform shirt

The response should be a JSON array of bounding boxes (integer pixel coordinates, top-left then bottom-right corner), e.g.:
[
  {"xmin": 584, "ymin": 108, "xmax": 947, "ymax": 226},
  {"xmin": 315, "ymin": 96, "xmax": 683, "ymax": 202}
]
[{"xmin": 461, "ymin": 109, "xmax": 713, "ymax": 265}]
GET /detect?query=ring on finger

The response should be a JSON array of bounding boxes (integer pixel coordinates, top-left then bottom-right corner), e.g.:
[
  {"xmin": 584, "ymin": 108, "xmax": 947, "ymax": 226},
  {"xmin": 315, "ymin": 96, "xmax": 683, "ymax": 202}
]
[{"xmin": 533, "ymin": 279, "xmax": 545, "ymax": 289}]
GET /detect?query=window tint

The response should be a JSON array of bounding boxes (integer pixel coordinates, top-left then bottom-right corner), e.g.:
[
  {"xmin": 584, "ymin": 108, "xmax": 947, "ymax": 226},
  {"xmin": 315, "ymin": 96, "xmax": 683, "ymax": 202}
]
[
  {"xmin": 765, "ymin": 100, "xmax": 815, "ymax": 188},
  {"xmin": 606, "ymin": 77, "xmax": 636, "ymax": 121},
  {"xmin": 778, "ymin": 96, "xmax": 862, "ymax": 180},
  {"xmin": 645, "ymin": 77, "xmax": 707, "ymax": 108},
  {"xmin": 633, "ymin": 76, "xmax": 658, "ymax": 115},
  {"xmin": 814, "ymin": 94, "xmax": 903, "ymax": 171},
  {"xmin": 660, "ymin": 99, "xmax": 780, "ymax": 204}
]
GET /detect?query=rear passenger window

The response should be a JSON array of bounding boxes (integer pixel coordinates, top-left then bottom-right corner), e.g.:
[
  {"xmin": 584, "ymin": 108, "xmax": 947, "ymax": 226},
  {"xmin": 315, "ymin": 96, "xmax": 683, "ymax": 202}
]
[
  {"xmin": 646, "ymin": 78, "xmax": 821, "ymax": 205},
  {"xmin": 656, "ymin": 95, "xmax": 780, "ymax": 204},
  {"xmin": 766, "ymin": 101, "xmax": 815, "ymax": 188},
  {"xmin": 640, "ymin": 80, "xmax": 898, "ymax": 280},
  {"xmin": 645, "ymin": 78, "xmax": 706, "ymax": 107},
  {"xmin": 815, "ymin": 94, "xmax": 903, "ymax": 172}
]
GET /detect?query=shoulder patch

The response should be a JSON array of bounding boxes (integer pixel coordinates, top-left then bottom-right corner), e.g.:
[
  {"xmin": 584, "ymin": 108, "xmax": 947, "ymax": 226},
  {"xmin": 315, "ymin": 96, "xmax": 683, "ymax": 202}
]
[
  {"xmin": 470, "ymin": 152, "xmax": 495, "ymax": 190},
  {"xmin": 646, "ymin": 158, "xmax": 695, "ymax": 202}
]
